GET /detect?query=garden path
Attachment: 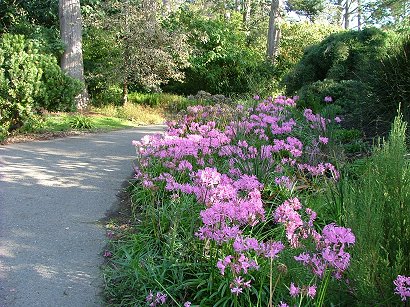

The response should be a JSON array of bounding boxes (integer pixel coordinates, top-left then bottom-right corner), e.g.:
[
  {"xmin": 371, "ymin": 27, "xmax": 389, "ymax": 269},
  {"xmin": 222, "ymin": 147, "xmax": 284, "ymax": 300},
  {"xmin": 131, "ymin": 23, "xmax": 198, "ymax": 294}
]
[{"xmin": 0, "ymin": 126, "xmax": 164, "ymax": 307}]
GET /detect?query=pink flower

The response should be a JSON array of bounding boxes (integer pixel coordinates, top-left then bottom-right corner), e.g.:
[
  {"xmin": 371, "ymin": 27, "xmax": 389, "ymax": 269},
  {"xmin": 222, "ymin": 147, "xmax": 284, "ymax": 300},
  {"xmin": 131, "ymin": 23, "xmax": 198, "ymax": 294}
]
[
  {"xmin": 324, "ymin": 96, "xmax": 333, "ymax": 102},
  {"xmin": 307, "ymin": 285, "xmax": 317, "ymax": 298},
  {"xmin": 334, "ymin": 116, "xmax": 342, "ymax": 123},
  {"xmin": 231, "ymin": 287, "xmax": 243, "ymax": 295},
  {"xmin": 184, "ymin": 302, "xmax": 192, "ymax": 307},
  {"xmin": 146, "ymin": 291, "xmax": 167, "ymax": 306},
  {"xmin": 394, "ymin": 275, "xmax": 410, "ymax": 301},
  {"xmin": 103, "ymin": 250, "xmax": 112, "ymax": 258},
  {"xmin": 319, "ymin": 136, "xmax": 329, "ymax": 144},
  {"xmin": 289, "ymin": 282, "xmax": 300, "ymax": 297},
  {"xmin": 106, "ymin": 231, "xmax": 115, "ymax": 239}
]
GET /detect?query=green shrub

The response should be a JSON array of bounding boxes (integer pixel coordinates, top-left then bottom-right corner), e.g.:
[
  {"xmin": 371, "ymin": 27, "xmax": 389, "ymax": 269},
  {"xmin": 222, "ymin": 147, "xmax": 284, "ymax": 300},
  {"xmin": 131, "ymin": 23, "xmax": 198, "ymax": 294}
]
[
  {"xmin": 36, "ymin": 55, "xmax": 83, "ymax": 112},
  {"xmin": 275, "ymin": 22, "xmax": 340, "ymax": 80},
  {"xmin": 83, "ymin": 26, "xmax": 123, "ymax": 106},
  {"xmin": 66, "ymin": 114, "xmax": 95, "ymax": 130},
  {"xmin": 368, "ymin": 33, "xmax": 410, "ymax": 121},
  {"xmin": 19, "ymin": 114, "xmax": 47, "ymax": 133},
  {"xmin": 90, "ymin": 85, "xmax": 123, "ymax": 107},
  {"xmin": 284, "ymin": 28, "xmax": 410, "ymax": 137},
  {"xmin": 0, "ymin": 34, "xmax": 82, "ymax": 133},
  {"xmin": 285, "ymin": 28, "xmax": 387, "ymax": 94},
  {"xmin": 0, "ymin": 34, "xmax": 43, "ymax": 131},
  {"xmin": 163, "ymin": 11, "xmax": 275, "ymax": 95}
]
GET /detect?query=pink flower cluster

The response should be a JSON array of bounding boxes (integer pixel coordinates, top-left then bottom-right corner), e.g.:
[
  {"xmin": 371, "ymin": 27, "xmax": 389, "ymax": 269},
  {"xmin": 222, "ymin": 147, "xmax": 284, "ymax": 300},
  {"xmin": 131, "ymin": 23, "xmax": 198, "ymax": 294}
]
[
  {"xmin": 131, "ymin": 95, "xmax": 346, "ymax": 302},
  {"xmin": 216, "ymin": 254, "xmax": 258, "ymax": 294},
  {"xmin": 289, "ymin": 282, "xmax": 317, "ymax": 299},
  {"xmin": 303, "ymin": 108, "xmax": 329, "ymax": 131},
  {"xmin": 394, "ymin": 275, "xmax": 410, "ymax": 301},
  {"xmin": 275, "ymin": 198, "xmax": 355, "ymax": 279},
  {"xmin": 146, "ymin": 291, "xmax": 167, "ymax": 306}
]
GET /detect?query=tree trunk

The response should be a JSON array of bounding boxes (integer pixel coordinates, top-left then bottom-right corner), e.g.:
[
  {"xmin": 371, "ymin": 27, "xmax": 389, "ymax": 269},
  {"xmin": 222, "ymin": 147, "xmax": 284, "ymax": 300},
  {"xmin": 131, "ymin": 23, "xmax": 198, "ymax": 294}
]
[
  {"xmin": 123, "ymin": 79, "xmax": 128, "ymax": 105},
  {"xmin": 266, "ymin": 0, "xmax": 281, "ymax": 63},
  {"xmin": 357, "ymin": 0, "xmax": 362, "ymax": 29},
  {"xmin": 344, "ymin": 0, "xmax": 350, "ymax": 29},
  {"xmin": 59, "ymin": 0, "xmax": 88, "ymax": 110},
  {"xmin": 122, "ymin": 0, "xmax": 130, "ymax": 105},
  {"xmin": 243, "ymin": 0, "xmax": 251, "ymax": 26}
]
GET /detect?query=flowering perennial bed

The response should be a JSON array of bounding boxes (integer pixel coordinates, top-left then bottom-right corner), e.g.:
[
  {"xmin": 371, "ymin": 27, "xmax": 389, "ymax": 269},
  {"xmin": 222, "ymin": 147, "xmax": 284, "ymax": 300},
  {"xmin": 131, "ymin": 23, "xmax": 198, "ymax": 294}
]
[{"xmin": 105, "ymin": 96, "xmax": 409, "ymax": 306}]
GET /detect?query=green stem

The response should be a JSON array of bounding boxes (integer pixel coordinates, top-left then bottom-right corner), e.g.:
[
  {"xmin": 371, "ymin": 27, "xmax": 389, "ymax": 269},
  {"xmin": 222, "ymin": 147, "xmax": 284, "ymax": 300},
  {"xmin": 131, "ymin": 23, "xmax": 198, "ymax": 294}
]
[
  {"xmin": 316, "ymin": 269, "xmax": 331, "ymax": 307},
  {"xmin": 269, "ymin": 258, "xmax": 273, "ymax": 307}
]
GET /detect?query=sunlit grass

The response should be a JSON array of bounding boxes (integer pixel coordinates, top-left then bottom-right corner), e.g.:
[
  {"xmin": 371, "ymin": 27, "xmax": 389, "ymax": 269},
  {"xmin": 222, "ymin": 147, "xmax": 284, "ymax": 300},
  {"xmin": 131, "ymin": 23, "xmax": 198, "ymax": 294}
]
[{"xmin": 93, "ymin": 103, "xmax": 165, "ymax": 125}]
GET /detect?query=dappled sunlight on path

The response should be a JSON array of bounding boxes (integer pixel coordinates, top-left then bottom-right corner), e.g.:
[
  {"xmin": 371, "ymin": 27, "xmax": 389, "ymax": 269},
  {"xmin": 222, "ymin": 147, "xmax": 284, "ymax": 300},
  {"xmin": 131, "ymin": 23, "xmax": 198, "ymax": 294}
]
[{"xmin": 0, "ymin": 126, "xmax": 164, "ymax": 307}]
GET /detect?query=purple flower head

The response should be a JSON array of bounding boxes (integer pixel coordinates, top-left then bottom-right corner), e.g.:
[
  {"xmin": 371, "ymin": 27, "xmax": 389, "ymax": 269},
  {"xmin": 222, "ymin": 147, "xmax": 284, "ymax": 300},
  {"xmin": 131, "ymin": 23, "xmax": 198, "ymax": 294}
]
[
  {"xmin": 146, "ymin": 290, "xmax": 154, "ymax": 302},
  {"xmin": 231, "ymin": 287, "xmax": 243, "ymax": 295},
  {"xmin": 156, "ymin": 292, "xmax": 167, "ymax": 304},
  {"xmin": 306, "ymin": 285, "xmax": 317, "ymax": 298},
  {"xmin": 261, "ymin": 241, "xmax": 285, "ymax": 259},
  {"xmin": 289, "ymin": 282, "xmax": 300, "ymax": 297},
  {"xmin": 394, "ymin": 275, "xmax": 410, "ymax": 301},
  {"xmin": 106, "ymin": 231, "xmax": 115, "ymax": 239},
  {"xmin": 103, "ymin": 250, "xmax": 112, "ymax": 258},
  {"xmin": 322, "ymin": 224, "xmax": 355, "ymax": 246},
  {"xmin": 184, "ymin": 302, "xmax": 192, "ymax": 307},
  {"xmin": 146, "ymin": 291, "xmax": 167, "ymax": 306},
  {"xmin": 324, "ymin": 96, "xmax": 333, "ymax": 103},
  {"xmin": 253, "ymin": 95, "xmax": 260, "ymax": 100},
  {"xmin": 318, "ymin": 136, "xmax": 329, "ymax": 144}
]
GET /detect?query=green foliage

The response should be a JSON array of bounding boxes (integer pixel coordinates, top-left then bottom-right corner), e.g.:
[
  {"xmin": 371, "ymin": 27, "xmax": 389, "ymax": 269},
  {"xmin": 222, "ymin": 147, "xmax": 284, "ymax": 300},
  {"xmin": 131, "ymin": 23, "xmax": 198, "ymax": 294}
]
[
  {"xmin": 36, "ymin": 54, "xmax": 83, "ymax": 112},
  {"xmin": 285, "ymin": 28, "xmax": 387, "ymax": 94},
  {"xmin": 104, "ymin": 192, "xmax": 203, "ymax": 306},
  {"xmin": 83, "ymin": 26, "xmax": 123, "ymax": 106},
  {"xmin": 0, "ymin": 34, "xmax": 82, "ymax": 134},
  {"xmin": 0, "ymin": 34, "xmax": 43, "ymax": 132},
  {"xmin": 164, "ymin": 11, "xmax": 275, "ymax": 96},
  {"xmin": 285, "ymin": 28, "xmax": 410, "ymax": 137},
  {"xmin": 127, "ymin": 92, "xmax": 192, "ymax": 111},
  {"xmin": 0, "ymin": 0, "xmax": 59, "ymax": 31},
  {"xmin": 286, "ymin": 0, "xmax": 326, "ymax": 21},
  {"xmin": 276, "ymin": 22, "xmax": 341, "ymax": 82},
  {"xmin": 19, "ymin": 114, "xmax": 47, "ymax": 133},
  {"xmin": 339, "ymin": 114, "xmax": 410, "ymax": 305},
  {"xmin": 368, "ymin": 32, "xmax": 410, "ymax": 120},
  {"xmin": 66, "ymin": 114, "xmax": 95, "ymax": 130}
]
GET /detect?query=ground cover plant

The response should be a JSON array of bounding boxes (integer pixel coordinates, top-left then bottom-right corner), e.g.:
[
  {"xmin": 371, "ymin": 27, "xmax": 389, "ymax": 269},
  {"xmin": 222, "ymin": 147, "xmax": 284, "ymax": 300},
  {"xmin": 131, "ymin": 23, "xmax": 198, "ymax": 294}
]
[{"xmin": 103, "ymin": 95, "xmax": 409, "ymax": 306}]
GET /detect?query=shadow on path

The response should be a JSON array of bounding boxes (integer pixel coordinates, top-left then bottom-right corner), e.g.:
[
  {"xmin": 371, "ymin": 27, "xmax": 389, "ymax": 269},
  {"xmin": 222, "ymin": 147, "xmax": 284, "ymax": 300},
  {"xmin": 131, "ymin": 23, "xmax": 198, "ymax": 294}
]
[{"xmin": 0, "ymin": 126, "xmax": 164, "ymax": 307}]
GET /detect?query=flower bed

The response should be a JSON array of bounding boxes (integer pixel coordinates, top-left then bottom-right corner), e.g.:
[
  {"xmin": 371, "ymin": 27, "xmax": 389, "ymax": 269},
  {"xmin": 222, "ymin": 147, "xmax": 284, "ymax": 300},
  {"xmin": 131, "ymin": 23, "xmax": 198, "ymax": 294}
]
[{"xmin": 104, "ymin": 95, "xmax": 409, "ymax": 306}]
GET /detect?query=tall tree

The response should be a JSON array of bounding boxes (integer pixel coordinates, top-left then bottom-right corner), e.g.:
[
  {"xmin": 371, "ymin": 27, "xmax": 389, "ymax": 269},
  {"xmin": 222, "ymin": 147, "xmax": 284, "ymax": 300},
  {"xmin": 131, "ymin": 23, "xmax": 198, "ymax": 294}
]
[
  {"xmin": 243, "ymin": 0, "xmax": 252, "ymax": 26},
  {"xmin": 59, "ymin": 0, "xmax": 88, "ymax": 109},
  {"xmin": 266, "ymin": 0, "xmax": 282, "ymax": 62}
]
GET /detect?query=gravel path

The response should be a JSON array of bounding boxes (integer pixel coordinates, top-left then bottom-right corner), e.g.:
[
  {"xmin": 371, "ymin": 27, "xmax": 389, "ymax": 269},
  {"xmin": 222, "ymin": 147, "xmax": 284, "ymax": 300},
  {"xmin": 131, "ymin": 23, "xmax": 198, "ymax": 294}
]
[{"xmin": 0, "ymin": 127, "xmax": 164, "ymax": 307}]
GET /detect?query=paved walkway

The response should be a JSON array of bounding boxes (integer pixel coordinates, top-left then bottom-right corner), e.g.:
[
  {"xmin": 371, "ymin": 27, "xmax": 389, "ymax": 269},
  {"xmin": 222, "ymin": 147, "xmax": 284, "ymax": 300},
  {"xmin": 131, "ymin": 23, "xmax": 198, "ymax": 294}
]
[{"xmin": 0, "ymin": 127, "xmax": 164, "ymax": 307}]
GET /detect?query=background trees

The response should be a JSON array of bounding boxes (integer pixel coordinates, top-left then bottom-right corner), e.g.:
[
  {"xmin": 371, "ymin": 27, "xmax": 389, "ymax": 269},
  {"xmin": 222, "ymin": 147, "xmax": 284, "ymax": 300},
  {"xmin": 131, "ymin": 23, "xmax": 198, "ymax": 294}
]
[{"xmin": 0, "ymin": 0, "xmax": 408, "ymax": 134}]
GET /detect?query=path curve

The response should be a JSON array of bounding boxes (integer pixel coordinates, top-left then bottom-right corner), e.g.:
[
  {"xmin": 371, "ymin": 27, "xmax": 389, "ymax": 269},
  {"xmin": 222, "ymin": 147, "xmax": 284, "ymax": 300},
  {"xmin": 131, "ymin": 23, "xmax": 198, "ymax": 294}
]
[{"xmin": 0, "ymin": 126, "xmax": 164, "ymax": 307}]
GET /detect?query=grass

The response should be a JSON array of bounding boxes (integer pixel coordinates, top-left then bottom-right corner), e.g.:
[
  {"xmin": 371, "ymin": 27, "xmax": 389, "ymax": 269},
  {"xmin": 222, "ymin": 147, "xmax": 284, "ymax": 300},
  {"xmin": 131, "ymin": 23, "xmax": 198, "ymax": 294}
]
[
  {"xmin": 93, "ymin": 103, "xmax": 165, "ymax": 125},
  {"xmin": 308, "ymin": 113, "xmax": 410, "ymax": 306},
  {"xmin": 2, "ymin": 101, "xmax": 167, "ymax": 144},
  {"xmin": 20, "ymin": 113, "xmax": 141, "ymax": 133}
]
